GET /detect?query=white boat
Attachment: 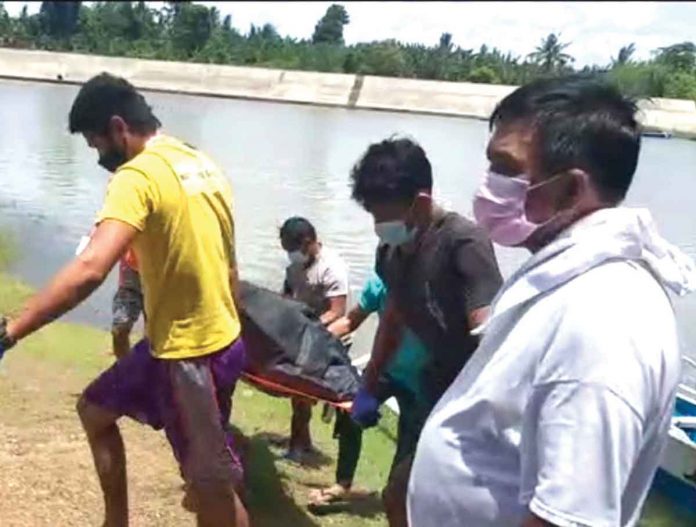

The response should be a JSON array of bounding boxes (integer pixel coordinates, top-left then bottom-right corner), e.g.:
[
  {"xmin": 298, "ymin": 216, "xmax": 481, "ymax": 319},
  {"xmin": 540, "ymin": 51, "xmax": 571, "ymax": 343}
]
[{"xmin": 653, "ymin": 358, "xmax": 696, "ymax": 514}]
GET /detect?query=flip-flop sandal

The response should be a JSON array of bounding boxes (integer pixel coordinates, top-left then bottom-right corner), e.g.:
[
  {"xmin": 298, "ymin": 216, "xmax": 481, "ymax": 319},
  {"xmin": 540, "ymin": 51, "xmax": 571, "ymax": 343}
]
[
  {"xmin": 308, "ymin": 485, "xmax": 374, "ymax": 506},
  {"xmin": 307, "ymin": 486, "xmax": 377, "ymax": 516}
]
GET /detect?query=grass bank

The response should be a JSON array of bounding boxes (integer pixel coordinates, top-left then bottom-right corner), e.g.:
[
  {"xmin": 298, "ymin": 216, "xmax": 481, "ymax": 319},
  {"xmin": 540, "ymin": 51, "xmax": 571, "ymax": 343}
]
[{"xmin": 0, "ymin": 233, "xmax": 692, "ymax": 526}]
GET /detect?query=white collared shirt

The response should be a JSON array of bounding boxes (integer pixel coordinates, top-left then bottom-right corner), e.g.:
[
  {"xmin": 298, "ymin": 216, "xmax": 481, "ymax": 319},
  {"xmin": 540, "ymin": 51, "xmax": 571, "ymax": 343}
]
[{"xmin": 407, "ymin": 208, "xmax": 693, "ymax": 527}]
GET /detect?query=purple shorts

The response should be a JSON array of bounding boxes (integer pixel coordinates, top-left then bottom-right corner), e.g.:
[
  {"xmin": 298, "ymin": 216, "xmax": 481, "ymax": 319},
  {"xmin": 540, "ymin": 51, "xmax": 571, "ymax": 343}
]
[{"xmin": 83, "ymin": 338, "xmax": 246, "ymax": 490}]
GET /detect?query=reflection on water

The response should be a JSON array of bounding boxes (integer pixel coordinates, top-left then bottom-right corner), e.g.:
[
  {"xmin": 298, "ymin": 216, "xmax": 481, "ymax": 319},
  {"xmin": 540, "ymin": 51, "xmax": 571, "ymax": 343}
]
[{"xmin": 0, "ymin": 79, "xmax": 695, "ymax": 386}]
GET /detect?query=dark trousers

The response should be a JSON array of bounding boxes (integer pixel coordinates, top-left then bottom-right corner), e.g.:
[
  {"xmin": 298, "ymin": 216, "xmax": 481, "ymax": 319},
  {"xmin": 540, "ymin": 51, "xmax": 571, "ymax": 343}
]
[
  {"xmin": 334, "ymin": 409, "xmax": 363, "ymax": 485},
  {"xmin": 289, "ymin": 398, "xmax": 313, "ymax": 451}
]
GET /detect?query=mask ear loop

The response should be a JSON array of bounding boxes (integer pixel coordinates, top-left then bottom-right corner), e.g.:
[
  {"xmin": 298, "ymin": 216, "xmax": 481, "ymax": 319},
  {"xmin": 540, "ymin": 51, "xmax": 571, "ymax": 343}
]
[
  {"xmin": 527, "ymin": 172, "xmax": 569, "ymax": 193},
  {"xmin": 524, "ymin": 172, "xmax": 579, "ymax": 244}
]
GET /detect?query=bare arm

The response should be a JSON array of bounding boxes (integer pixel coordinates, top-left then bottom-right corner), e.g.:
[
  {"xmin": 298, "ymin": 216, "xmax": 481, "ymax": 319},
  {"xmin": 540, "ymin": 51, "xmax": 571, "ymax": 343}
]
[
  {"xmin": 327, "ymin": 305, "xmax": 370, "ymax": 338},
  {"xmin": 363, "ymin": 295, "xmax": 403, "ymax": 392},
  {"xmin": 452, "ymin": 232, "xmax": 502, "ymax": 336},
  {"xmin": 319, "ymin": 295, "xmax": 347, "ymax": 326},
  {"xmin": 7, "ymin": 220, "xmax": 138, "ymax": 342}
]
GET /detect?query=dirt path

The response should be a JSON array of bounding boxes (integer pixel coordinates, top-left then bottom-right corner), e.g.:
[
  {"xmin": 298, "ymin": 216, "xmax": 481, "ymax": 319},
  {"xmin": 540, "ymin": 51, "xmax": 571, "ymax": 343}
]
[{"xmin": 0, "ymin": 353, "xmax": 192, "ymax": 526}]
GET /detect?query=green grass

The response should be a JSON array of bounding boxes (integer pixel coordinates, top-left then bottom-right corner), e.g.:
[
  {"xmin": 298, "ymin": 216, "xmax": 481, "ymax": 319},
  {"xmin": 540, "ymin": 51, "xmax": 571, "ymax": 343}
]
[
  {"xmin": 0, "ymin": 230, "xmax": 16, "ymax": 270},
  {"xmin": 235, "ymin": 388, "xmax": 396, "ymax": 527},
  {"xmin": 0, "ymin": 235, "xmax": 693, "ymax": 527}
]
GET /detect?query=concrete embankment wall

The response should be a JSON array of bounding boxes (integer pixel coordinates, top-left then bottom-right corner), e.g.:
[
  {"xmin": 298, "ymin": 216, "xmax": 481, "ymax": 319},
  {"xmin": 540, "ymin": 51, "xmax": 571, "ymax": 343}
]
[{"xmin": 0, "ymin": 48, "xmax": 694, "ymax": 138}]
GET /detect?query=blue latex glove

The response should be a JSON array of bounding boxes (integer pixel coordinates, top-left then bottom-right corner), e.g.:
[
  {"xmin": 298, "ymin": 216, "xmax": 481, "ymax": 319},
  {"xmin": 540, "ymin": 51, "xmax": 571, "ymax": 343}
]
[
  {"xmin": 0, "ymin": 341, "xmax": 7, "ymax": 362},
  {"xmin": 350, "ymin": 387, "xmax": 381, "ymax": 428}
]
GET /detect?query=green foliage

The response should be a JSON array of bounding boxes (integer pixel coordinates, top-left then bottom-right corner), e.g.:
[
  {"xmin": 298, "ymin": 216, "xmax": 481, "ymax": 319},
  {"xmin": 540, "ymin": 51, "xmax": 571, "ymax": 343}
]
[
  {"xmin": 354, "ymin": 40, "xmax": 407, "ymax": 77},
  {"xmin": 0, "ymin": 2, "xmax": 693, "ymax": 100},
  {"xmin": 663, "ymin": 71, "xmax": 696, "ymax": 100},
  {"xmin": 0, "ymin": 3, "xmax": 10, "ymax": 39},
  {"xmin": 39, "ymin": 1, "xmax": 80, "ymax": 40},
  {"xmin": 312, "ymin": 4, "xmax": 349, "ymax": 45},
  {"xmin": 528, "ymin": 33, "xmax": 574, "ymax": 75},
  {"xmin": 607, "ymin": 63, "xmax": 669, "ymax": 98},
  {"xmin": 167, "ymin": 2, "xmax": 216, "ymax": 58},
  {"xmin": 469, "ymin": 66, "xmax": 500, "ymax": 84},
  {"xmin": 612, "ymin": 43, "xmax": 636, "ymax": 67},
  {"xmin": 655, "ymin": 42, "xmax": 696, "ymax": 72}
]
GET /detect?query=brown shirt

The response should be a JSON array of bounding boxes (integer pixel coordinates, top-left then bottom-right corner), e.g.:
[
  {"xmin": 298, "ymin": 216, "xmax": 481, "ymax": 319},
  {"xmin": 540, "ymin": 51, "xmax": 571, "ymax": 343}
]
[{"xmin": 376, "ymin": 209, "xmax": 503, "ymax": 402}]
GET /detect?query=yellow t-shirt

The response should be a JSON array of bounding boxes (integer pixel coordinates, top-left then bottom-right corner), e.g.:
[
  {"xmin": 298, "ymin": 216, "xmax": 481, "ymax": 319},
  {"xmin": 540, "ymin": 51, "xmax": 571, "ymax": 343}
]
[{"xmin": 97, "ymin": 134, "xmax": 240, "ymax": 359}]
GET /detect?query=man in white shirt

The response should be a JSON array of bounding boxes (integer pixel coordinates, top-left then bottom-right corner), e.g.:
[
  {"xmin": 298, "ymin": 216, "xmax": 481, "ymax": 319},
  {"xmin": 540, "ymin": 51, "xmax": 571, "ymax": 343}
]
[
  {"xmin": 279, "ymin": 216, "xmax": 350, "ymax": 464},
  {"xmin": 408, "ymin": 76, "xmax": 696, "ymax": 527}
]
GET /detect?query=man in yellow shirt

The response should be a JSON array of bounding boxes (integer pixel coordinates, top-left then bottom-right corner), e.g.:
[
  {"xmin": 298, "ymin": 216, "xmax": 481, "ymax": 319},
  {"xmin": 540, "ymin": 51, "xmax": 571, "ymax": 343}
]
[{"xmin": 0, "ymin": 73, "xmax": 249, "ymax": 527}]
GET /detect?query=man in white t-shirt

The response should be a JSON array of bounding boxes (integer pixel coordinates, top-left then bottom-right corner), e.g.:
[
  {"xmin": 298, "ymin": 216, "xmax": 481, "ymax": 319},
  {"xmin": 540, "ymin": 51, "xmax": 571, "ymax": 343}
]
[
  {"xmin": 279, "ymin": 216, "xmax": 350, "ymax": 463},
  {"xmin": 408, "ymin": 77, "xmax": 696, "ymax": 527}
]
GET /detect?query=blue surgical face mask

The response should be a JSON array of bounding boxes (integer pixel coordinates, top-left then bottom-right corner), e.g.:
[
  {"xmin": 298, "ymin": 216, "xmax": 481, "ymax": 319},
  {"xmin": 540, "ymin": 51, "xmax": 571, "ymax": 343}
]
[
  {"xmin": 374, "ymin": 220, "xmax": 415, "ymax": 247},
  {"xmin": 374, "ymin": 192, "xmax": 431, "ymax": 247},
  {"xmin": 288, "ymin": 250, "xmax": 309, "ymax": 265}
]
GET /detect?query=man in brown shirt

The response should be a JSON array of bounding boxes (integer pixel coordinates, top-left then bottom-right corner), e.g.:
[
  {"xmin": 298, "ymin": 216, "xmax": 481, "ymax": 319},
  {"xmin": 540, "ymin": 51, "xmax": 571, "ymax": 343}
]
[{"xmin": 349, "ymin": 137, "xmax": 503, "ymax": 527}]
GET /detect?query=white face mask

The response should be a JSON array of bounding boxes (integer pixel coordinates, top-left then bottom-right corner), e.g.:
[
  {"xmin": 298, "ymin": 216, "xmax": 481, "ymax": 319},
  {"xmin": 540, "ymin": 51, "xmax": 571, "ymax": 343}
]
[
  {"xmin": 374, "ymin": 220, "xmax": 415, "ymax": 247},
  {"xmin": 472, "ymin": 170, "xmax": 567, "ymax": 247},
  {"xmin": 288, "ymin": 250, "xmax": 309, "ymax": 265}
]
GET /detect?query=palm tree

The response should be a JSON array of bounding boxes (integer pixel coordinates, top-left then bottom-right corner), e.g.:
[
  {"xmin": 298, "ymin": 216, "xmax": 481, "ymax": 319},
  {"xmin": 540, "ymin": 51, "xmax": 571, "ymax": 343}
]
[
  {"xmin": 438, "ymin": 32, "xmax": 453, "ymax": 53},
  {"xmin": 612, "ymin": 43, "xmax": 636, "ymax": 67},
  {"xmin": 528, "ymin": 33, "xmax": 574, "ymax": 73}
]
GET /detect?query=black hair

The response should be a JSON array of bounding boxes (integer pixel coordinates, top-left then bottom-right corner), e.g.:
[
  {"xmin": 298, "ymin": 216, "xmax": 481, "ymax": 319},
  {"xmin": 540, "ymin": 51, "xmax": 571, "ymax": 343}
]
[
  {"xmin": 279, "ymin": 217, "xmax": 317, "ymax": 247},
  {"xmin": 68, "ymin": 72, "xmax": 161, "ymax": 135},
  {"xmin": 490, "ymin": 76, "xmax": 640, "ymax": 203},
  {"xmin": 350, "ymin": 137, "xmax": 433, "ymax": 210}
]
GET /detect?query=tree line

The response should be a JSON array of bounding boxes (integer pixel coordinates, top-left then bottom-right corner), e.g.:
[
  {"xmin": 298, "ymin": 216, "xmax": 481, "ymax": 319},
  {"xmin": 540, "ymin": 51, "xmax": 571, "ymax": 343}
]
[{"xmin": 0, "ymin": 1, "xmax": 695, "ymax": 101}]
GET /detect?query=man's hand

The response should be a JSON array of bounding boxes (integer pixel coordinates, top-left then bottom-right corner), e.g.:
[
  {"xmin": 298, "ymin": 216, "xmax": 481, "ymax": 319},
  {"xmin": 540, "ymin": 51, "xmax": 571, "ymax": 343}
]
[
  {"xmin": 319, "ymin": 295, "xmax": 347, "ymax": 326},
  {"xmin": 327, "ymin": 316, "xmax": 352, "ymax": 338},
  {"xmin": 328, "ymin": 306, "xmax": 370, "ymax": 339},
  {"xmin": 350, "ymin": 387, "xmax": 381, "ymax": 428}
]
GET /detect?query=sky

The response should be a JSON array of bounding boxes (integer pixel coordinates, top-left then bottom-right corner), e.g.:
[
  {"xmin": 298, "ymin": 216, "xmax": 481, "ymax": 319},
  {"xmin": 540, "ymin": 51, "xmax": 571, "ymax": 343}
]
[{"xmin": 5, "ymin": 2, "xmax": 696, "ymax": 67}]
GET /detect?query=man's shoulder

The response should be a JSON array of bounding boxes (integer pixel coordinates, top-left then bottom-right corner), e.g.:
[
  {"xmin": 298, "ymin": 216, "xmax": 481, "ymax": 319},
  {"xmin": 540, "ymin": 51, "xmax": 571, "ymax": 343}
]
[
  {"xmin": 121, "ymin": 146, "xmax": 172, "ymax": 179},
  {"xmin": 566, "ymin": 259, "xmax": 668, "ymax": 309},
  {"xmin": 537, "ymin": 260, "xmax": 677, "ymax": 366},
  {"xmin": 317, "ymin": 247, "xmax": 348, "ymax": 271},
  {"xmin": 533, "ymin": 261, "xmax": 671, "ymax": 336},
  {"xmin": 437, "ymin": 210, "xmax": 490, "ymax": 243},
  {"xmin": 126, "ymin": 135, "xmax": 210, "ymax": 173}
]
